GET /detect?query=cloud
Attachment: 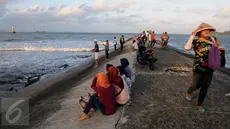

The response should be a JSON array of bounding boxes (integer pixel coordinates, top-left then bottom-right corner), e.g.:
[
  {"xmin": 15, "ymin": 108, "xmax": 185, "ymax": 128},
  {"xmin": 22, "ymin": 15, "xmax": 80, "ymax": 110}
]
[
  {"xmin": 105, "ymin": 14, "xmax": 140, "ymax": 26},
  {"xmin": 0, "ymin": 0, "xmax": 7, "ymax": 4},
  {"xmin": 174, "ymin": 7, "xmax": 181, "ymax": 13},
  {"xmin": 56, "ymin": 6, "xmax": 84, "ymax": 16},
  {"xmin": 116, "ymin": 9, "xmax": 125, "ymax": 13},
  {"xmin": 15, "ymin": 5, "xmax": 85, "ymax": 16},
  {"xmin": 213, "ymin": 7, "xmax": 230, "ymax": 18},
  {"xmin": 0, "ymin": 0, "xmax": 9, "ymax": 17},
  {"xmin": 186, "ymin": 8, "xmax": 208, "ymax": 14},
  {"xmin": 0, "ymin": 0, "xmax": 25, "ymax": 18},
  {"xmin": 152, "ymin": 7, "xmax": 163, "ymax": 12},
  {"xmin": 79, "ymin": 0, "xmax": 136, "ymax": 13}
]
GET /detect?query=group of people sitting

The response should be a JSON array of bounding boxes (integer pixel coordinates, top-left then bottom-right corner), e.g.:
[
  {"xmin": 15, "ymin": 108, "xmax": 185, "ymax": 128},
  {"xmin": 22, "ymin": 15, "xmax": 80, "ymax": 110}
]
[{"xmin": 79, "ymin": 58, "xmax": 132, "ymax": 121}]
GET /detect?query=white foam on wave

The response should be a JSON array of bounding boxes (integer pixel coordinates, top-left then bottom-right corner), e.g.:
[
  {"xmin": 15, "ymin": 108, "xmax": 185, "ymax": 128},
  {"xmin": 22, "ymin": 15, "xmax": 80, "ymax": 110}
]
[
  {"xmin": 98, "ymin": 42, "xmax": 115, "ymax": 45},
  {"xmin": 0, "ymin": 46, "xmax": 93, "ymax": 52}
]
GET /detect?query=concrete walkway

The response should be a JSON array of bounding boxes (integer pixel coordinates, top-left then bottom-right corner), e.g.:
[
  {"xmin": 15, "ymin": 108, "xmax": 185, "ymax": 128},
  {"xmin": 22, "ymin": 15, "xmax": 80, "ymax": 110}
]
[
  {"xmin": 9, "ymin": 40, "xmax": 136, "ymax": 129},
  {"xmin": 117, "ymin": 44, "xmax": 230, "ymax": 129}
]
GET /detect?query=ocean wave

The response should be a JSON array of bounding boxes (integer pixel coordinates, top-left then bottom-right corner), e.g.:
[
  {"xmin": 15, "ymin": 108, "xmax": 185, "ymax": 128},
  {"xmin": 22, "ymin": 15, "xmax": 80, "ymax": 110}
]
[{"xmin": 0, "ymin": 46, "xmax": 94, "ymax": 52}]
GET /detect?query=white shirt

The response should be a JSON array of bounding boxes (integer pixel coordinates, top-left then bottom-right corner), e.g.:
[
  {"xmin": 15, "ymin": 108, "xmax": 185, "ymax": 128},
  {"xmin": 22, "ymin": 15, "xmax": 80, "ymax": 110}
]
[
  {"xmin": 113, "ymin": 39, "xmax": 117, "ymax": 45},
  {"xmin": 148, "ymin": 33, "xmax": 152, "ymax": 41}
]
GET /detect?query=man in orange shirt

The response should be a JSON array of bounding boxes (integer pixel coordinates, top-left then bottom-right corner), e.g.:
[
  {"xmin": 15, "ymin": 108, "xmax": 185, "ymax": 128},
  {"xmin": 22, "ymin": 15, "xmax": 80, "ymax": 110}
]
[{"xmin": 151, "ymin": 31, "xmax": 156, "ymax": 48}]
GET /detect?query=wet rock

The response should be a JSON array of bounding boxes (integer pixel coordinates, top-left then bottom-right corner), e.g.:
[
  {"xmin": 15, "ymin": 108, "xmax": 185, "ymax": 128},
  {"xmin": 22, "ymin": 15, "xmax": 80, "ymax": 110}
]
[
  {"xmin": 63, "ymin": 64, "xmax": 69, "ymax": 68},
  {"xmin": 8, "ymin": 87, "xmax": 18, "ymax": 92},
  {"xmin": 73, "ymin": 55, "xmax": 91, "ymax": 59},
  {"xmin": 58, "ymin": 64, "xmax": 69, "ymax": 68},
  {"xmin": 225, "ymin": 93, "xmax": 230, "ymax": 97},
  {"xmin": 25, "ymin": 76, "xmax": 41, "ymax": 87}
]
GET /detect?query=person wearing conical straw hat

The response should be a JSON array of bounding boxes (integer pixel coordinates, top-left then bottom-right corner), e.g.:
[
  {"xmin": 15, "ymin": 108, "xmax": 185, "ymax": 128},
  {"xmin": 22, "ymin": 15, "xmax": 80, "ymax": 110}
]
[{"xmin": 184, "ymin": 22, "xmax": 221, "ymax": 113}]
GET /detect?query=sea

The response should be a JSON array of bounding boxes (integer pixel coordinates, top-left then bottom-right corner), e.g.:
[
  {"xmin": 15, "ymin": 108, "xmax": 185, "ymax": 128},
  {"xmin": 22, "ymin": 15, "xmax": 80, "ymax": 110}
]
[{"xmin": 0, "ymin": 32, "xmax": 229, "ymax": 96}]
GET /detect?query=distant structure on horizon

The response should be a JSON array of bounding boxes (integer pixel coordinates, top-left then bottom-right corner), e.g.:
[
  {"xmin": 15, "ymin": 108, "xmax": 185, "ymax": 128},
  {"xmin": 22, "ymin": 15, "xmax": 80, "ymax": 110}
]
[
  {"xmin": 36, "ymin": 30, "xmax": 46, "ymax": 33},
  {"xmin": 12, "ymin": 25, "xmax": 16, "ymax": 33}
]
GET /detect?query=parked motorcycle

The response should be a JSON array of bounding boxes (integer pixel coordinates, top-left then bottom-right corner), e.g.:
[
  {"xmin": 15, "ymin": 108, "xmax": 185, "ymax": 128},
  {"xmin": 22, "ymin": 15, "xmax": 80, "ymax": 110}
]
[{"xmin": 137, "ymin": 47, "xmax": 157, "ymax": 70}]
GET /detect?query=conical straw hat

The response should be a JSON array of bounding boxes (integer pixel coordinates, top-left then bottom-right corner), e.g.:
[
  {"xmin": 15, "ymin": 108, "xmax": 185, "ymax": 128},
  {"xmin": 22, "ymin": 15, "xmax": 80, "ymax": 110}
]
[{"xmin": 195, "ymin": 22, "xmax": 216, "ymax": 34}]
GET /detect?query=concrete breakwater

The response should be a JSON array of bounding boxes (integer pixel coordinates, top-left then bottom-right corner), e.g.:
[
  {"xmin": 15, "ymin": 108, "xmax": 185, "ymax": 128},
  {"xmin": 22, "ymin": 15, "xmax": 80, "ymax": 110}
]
[{"xmin": 2, "ymin": 37, "xmax": 229, "ymax": 129}]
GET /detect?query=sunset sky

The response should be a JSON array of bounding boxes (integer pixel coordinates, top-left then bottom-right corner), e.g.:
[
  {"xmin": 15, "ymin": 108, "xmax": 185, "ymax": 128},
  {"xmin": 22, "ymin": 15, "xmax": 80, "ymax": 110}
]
[{"xmin": 0, "ymin": 0, "xmax": 229, "ymax": 33}]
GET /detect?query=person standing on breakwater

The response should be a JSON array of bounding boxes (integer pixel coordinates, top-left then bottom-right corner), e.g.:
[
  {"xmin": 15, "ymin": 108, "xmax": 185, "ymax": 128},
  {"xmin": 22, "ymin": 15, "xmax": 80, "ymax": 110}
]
[
  {"xmin": 184, "ymin": 22, "xmax": 220, "ymax": 113},
  {"xmin": 103, "ymin": 40, "xmax": 109, "ymax": 59},
  {"xmin": 120, "ymin": 35, "xmax": 125, "ymax": 51},
  {"xmin": 92, "ymin": 40, "xmax": 99, "ymax": 67},
  {"xmin": 113, "ymin": 37, "xmax": 117, "ymax": 51}
]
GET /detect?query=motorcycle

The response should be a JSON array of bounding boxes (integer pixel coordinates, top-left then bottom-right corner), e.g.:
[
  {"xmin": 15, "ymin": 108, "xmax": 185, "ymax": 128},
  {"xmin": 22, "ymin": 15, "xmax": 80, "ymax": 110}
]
[
  {"xmin": 142, "ymin": 35, "xmax": 147, "ymax": 44},
  {"xmin": 161, "ymin": 38, "xmax": 168, "ymax": 49},
  {"xmin": 137, "ymin": 47, "xmax": 157, "ymax": 70}
]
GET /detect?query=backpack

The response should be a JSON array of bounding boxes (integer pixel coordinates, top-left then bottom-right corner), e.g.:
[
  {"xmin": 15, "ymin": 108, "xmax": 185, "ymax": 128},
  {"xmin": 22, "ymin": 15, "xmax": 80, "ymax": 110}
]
[{"xmin": 208, "ymin": 45, "xmax": 221, "ymax": 70}]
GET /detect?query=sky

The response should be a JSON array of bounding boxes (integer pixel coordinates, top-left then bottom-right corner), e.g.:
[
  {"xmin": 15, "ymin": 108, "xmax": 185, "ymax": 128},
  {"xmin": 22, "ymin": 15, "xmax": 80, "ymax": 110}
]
[{"xmin": 0, "ymin": 0, "xmax": 229, "ymax": 34}]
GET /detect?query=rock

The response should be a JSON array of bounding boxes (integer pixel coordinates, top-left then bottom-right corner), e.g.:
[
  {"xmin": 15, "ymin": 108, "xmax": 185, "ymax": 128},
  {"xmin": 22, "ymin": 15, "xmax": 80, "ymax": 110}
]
[
  {"xmin": 63, "ymin": 64, "xmax": 69, "ymax": 68},
  {"xmin": 8, "ymin": 87, "xmax": 18, "ymax": 92},
  {"xmin": 225, "ymin": 93, "xmax": 230, "ymax": 97},
  {"xmin": 25, "ymin": 76, "xmax": 41, "ymax": 87},
  {"xmin": 8, "ymin": 87, "xmax": 14, "ymax": 91},
  {"xmin": 58, "ymin": 64, "xmax": 69, "ymax": 68},
  {"xmin": 119, "ymin": 117, "xmax": 128, "ymax": 124}
]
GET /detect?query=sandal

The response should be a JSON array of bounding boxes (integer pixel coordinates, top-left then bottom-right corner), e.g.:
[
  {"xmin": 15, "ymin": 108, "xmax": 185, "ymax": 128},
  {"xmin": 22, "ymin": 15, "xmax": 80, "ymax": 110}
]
[{"xmin": 79, "ymin": 99, "xmax": 86, "ymax": 110}]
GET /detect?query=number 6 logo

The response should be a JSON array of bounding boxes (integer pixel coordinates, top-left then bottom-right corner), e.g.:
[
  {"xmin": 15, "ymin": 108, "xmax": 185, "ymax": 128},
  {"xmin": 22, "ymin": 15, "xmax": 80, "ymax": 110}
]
[{"xmin": 5, "ymin": 100, "xmax": 25, "ymax": 124}]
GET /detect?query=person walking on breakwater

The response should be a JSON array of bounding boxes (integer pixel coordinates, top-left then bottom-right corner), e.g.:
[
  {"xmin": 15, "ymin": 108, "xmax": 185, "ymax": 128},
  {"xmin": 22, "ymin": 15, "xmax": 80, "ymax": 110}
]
[
  {"xmin": 92, "ymin": 40, "xmax": 99, "ymax": 67},
  {"xmin": 184, "ymin": 22, "xmax": 221, "ymax": 113},
  {"xmin": 103, "ymin": 40, "xmax": 109, "ymax": 59},
  {"xmin": 120, "ymin": 35, "xmax": 125, "ymax": 51},
  {"xmin": 151, "ymin": 31, "xmax": 156, "ymax": 48},
  {"xmin": 79, "ymin": 72, "xmax": 116, "ymax": 121},
  {"xmin": 113, "ymin": 37, "xmax": 117, "ymax": 51}
]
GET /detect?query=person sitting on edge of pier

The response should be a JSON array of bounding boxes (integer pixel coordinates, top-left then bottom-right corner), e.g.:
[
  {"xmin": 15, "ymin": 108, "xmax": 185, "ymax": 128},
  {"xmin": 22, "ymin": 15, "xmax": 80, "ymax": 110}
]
[
  {"xmin": 120, "ymin": 58, "xmax": 132, "ymax": 79},
  {"xmin": 108, "ymin": 66, "xmax": 130, "ymax": 105},
  {"xmin": 79, "ymin": 72, "xmax": 116, "ymax": 121}
]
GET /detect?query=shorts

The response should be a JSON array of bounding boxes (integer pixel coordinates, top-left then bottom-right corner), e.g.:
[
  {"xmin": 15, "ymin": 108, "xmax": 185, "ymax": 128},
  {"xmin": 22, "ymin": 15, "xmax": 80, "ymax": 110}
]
[{"xmin": 95, "ymin": 52, "xmax": 99, "ymax": 59}]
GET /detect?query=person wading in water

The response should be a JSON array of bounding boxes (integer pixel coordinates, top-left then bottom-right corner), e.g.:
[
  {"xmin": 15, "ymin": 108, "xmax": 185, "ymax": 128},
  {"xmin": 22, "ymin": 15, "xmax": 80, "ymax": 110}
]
[{"xmin": 184, "ymin": 22, "xmax": 221, "ymax": 113}]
